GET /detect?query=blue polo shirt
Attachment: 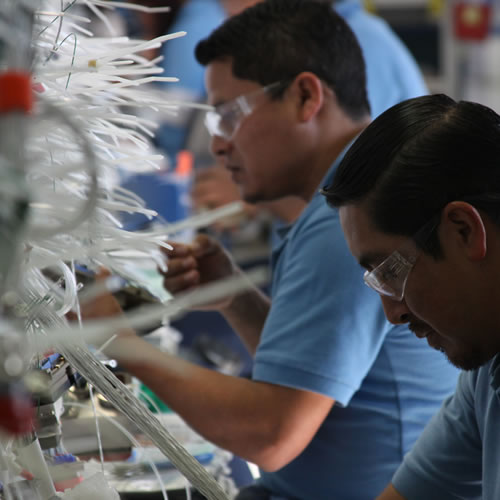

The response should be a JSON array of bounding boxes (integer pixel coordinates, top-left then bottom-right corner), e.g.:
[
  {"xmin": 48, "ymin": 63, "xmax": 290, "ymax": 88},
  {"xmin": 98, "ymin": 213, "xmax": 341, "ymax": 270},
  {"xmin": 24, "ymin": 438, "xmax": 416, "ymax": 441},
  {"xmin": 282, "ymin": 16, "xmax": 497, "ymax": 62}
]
[
  {"xmin": 335, "ymin": 0, "xmax": 427, "ymax": 119},
  {"xmin": 253, "ymin": 167, "xmax": 459, "ymax": 500},
  {"xmin": 392, "ymin": 355, "xmax": 500, "ymax": 500}
]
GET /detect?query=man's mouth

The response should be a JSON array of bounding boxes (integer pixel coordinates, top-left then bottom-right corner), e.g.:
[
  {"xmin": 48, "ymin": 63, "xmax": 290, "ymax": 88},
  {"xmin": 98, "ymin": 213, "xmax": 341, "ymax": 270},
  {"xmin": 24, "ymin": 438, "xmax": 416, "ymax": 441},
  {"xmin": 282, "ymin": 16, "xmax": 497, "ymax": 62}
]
[
  {"xmin": 409, "ymin": 324, "xmax": 433, "ymax": 339},
  {"xmin": 410, "ymin": 324, "xmax": 446, "ymax": 352},
  {"xmin": 226, "ymin": 165, "xmax": 244, "ymax": 182}
]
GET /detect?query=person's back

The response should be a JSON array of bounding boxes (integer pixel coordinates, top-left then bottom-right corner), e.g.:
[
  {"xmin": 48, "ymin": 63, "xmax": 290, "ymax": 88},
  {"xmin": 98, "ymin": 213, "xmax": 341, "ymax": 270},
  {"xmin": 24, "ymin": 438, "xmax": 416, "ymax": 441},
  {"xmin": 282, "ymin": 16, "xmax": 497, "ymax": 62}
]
[{"xmin": 334, "ymin": 0, "xmax": 427, "ymax": 118}]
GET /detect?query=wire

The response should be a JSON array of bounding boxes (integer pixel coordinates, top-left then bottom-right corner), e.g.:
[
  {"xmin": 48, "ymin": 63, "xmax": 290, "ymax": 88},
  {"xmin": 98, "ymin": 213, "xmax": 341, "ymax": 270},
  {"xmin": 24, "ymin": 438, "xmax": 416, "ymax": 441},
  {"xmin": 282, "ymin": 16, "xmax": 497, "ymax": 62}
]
[{"xmin": 62, "ymin": 401, "xmax": 169, "ymax": 500}]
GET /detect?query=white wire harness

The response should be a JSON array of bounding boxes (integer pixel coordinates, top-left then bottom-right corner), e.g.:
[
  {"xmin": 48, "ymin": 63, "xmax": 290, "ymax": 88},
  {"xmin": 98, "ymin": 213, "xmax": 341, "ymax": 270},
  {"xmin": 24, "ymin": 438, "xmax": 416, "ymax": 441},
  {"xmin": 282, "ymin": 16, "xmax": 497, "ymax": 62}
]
[{"xmin": 0, "ymin": 1, "xmax": 249, "ymax": 499}]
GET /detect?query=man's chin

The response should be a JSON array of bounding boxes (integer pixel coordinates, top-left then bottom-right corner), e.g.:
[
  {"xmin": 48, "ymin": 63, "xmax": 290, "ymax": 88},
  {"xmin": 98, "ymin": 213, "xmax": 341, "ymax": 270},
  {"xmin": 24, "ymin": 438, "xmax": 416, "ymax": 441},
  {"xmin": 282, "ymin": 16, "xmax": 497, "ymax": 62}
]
[
  {"xmin": 242, "ymin": 192, "xmax": 262, "ymax": 204},
  {"xmin": 447, "ymin": 349, "xmax": 494, "ymax": 371}
]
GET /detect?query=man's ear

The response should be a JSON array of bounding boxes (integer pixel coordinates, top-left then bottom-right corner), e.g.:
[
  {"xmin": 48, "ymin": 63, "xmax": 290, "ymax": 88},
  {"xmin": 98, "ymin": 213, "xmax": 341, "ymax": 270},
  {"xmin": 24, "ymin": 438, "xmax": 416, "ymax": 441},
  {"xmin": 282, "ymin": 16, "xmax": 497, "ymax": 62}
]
[
  {"xmin": 441, "ymin": 201, "xmax": 487, "ymax": 261},
  {"xmin": 289, "ymin": 72, "xmax": 324, "ymax": 122}
]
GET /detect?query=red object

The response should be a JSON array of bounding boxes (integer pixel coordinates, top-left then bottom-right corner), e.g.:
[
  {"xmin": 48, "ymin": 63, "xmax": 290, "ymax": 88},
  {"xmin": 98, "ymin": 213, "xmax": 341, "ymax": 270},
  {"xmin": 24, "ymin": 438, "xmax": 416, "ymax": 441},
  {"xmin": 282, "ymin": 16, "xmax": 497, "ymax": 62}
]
[
  {"xmin": 176, "ymin": 150, "xmax": 193, "ymax": 177},
  {"xmin": 0, "ymin": 71, "xmax": 34, "ymax": 114},
  {"xmin": 32, "ymin": 82, "xmax": 46, "ymax": 94},
  {"xmin": 54, "ymin": 476, "xmax": 84, "ymax": 492},
  {"xmin": 454, "ymin": 3, "xmax": 492, "ymax": 41},
  {"xmin": 0, "ymin": 394, "xmax": 35, "ymax": 435}
]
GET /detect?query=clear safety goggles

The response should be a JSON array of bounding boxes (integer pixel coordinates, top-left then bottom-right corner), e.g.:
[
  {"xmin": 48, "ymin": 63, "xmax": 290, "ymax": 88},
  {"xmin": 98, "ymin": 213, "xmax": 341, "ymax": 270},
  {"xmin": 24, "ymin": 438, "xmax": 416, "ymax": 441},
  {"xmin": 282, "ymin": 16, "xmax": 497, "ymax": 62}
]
[
  {"xmin": 363, "ymin": 216, "xmax": 440, "ymax": 301},
  {"xmin": 204, "ymin": 81, "xmax": 283, "ymax": 140}
]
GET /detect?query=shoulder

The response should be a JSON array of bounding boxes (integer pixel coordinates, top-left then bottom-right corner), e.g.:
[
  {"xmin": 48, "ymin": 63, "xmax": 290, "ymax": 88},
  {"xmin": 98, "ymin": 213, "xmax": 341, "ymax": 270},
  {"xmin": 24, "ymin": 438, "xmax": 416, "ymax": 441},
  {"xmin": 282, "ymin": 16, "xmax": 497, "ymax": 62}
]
[
  {"xmin": 292, "ymin": 193, "xmax": 342, "ymax": 238},
  {"xmin": 282, "ymin": 197, "xmax": 357, "ymax": 272}
]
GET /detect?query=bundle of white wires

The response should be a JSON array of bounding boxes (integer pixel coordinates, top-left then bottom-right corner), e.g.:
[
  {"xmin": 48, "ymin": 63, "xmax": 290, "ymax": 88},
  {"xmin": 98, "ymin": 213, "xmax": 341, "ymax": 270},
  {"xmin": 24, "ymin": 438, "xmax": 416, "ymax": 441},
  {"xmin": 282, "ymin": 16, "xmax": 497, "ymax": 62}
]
[{"xmin": 0, "ymin": 1, "xmax": 245, "ymax": 498}]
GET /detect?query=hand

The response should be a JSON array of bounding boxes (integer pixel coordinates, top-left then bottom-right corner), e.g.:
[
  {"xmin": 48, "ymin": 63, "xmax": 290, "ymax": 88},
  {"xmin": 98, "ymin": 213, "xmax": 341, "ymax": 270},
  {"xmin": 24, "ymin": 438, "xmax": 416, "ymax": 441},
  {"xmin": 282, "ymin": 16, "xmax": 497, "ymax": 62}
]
[
  {"xmin": 191, "ymin": 165, "xmax": 259, "ymax": 230},
  {"xmin": 69, "ymin": 269, "xmax": 124, "ymax": 322},
  {"xmin": 67, "ymin": 269, "xmax": 137, "ymax": 347},
  {"xmin": 191, "ymin": 165, "xmax": 242, "ymax": 212},
  {"xmin": 160, "ymin": 234, "xmax": 238, "ymax": 311}
]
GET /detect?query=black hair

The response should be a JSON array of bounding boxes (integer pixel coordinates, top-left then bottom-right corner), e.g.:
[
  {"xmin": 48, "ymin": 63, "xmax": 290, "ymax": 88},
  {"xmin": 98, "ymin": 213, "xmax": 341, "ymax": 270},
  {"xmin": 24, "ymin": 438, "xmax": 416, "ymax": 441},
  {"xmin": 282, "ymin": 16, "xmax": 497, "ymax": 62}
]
[
  {"xmin": 195, "ymin": 0, "xmax": 370, "ymax": 120},
  {"xmin": 322, "ymin": 94, "xmax": 500, "ymax": 256}
]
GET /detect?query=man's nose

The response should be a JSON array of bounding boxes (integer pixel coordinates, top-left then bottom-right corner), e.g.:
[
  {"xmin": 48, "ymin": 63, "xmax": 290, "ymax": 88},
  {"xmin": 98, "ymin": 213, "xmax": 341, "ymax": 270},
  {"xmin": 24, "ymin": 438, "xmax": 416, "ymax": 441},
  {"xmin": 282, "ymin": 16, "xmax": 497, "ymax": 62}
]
[
  {"xmin": 210, "ymin": 134, "xmax": 232, "ymax": 158},
  {"xmin": 380, "ymin": 295, "xmax": 411, "ymax": 324}
]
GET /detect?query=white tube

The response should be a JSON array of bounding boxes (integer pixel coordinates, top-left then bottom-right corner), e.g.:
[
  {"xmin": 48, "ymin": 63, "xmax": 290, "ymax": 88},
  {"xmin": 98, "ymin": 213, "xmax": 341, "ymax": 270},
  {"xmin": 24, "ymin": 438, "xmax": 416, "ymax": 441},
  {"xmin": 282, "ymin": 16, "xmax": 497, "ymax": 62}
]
[
  {"xmin": 63, "ymin": 401, "xmax": 169, "ymax": 500},
  {"xmin": 15, "ymin": 438, "xmax": 57, "ymax": 500}
]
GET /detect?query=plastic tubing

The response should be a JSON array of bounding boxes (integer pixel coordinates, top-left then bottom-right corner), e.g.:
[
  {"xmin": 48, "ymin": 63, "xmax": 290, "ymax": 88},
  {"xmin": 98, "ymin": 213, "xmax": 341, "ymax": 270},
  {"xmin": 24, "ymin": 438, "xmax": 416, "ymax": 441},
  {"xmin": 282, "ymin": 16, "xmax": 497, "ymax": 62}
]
[
  {"xmin": 90, "ymin": 1, "xmax": 171, "ymax": 13},
  {"xmin": 27, "ymin": 96, "xmax": 99, "ymax": 240},
  {"xmin": 62, "ymin": 401, "xmax": 169, "ymax": 500},
  {"xmin": 35, "ymin": 267, "xmax": 268, "ymax": 355},
  {"xmin": 55, "ymin": 260, "xmax": 78, "ymax": 316},
  {"xmin": 71, "ymin": 262, "xmax": 105, "ymax": 476},
  {"xmin": 97, "ymin": 32, "xmax": 186, "ymax": 64},
  {"xmin": 15, "ymin": 436, "xmax": 57, "ymax": 500}
]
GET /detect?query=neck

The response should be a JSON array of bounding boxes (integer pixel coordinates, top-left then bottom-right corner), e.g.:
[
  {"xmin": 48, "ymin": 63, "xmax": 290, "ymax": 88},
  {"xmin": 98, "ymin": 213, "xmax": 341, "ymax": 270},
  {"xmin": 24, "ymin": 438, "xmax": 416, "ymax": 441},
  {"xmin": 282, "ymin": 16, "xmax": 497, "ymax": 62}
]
[{"xmin": 300, "ymin": 116, "xmax": 370, "ymax": 202}]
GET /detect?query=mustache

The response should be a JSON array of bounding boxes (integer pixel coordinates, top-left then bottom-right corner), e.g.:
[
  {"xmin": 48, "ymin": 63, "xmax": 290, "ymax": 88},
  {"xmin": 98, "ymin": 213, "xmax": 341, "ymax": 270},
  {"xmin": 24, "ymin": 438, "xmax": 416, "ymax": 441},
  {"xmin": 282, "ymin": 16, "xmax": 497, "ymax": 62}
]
[{"xmin": 408, "ymin": 319, "xmax": 433, "ymax": 337}]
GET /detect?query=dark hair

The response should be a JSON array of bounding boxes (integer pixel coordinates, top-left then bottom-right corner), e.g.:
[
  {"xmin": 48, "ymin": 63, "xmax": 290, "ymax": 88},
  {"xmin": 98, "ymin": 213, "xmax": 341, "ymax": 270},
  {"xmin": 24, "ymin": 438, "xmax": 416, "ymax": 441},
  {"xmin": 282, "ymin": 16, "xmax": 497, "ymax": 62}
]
[
  {"xmin": 195, "ymin": 0, "xmax": 370, "ymax": 120},
  {"xmin": 322, "ymin": 94, "xmax": 500, "ymax": 256}
]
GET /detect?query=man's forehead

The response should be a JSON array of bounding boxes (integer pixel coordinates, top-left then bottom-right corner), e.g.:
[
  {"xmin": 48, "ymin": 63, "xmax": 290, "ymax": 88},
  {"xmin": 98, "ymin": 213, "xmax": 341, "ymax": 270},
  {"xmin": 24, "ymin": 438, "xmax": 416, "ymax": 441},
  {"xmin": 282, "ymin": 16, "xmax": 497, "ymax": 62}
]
[
  {"xmin": 205, "ymin": 60, "xmax": 259, "ymax": 106},
  {"xmin": 339, "ymin": 204, "xmax": 399, "ymax": 267},
  {"xmin": 338, "ymin": 204, "xmax": 373, "ymax": 242}
]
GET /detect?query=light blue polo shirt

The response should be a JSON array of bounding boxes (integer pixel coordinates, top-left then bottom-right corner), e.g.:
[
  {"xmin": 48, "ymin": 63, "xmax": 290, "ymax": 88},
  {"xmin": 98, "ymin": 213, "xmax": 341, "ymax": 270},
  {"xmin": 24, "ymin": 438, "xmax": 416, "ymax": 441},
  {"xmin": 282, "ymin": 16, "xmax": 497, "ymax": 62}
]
[
  {"xmin": 335, "ymin": 0, "xmax": 428, "ymax": 119},
  {"xmin": 253, "ymin": 166, "xmax": 459, "ymax": 499},
  {"xmin": 392, "ymin": 354, "xmax": 500, "ymax": 500}
]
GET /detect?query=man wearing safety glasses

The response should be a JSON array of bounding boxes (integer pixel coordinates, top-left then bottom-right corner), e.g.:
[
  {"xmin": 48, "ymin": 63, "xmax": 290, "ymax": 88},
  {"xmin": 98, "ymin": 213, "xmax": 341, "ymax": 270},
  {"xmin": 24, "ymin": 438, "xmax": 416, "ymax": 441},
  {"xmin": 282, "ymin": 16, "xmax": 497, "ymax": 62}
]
[
  {"xmin": 323, "ymin": 93, "xmax": 500, "ymax": 500},
  {"xmin": 132, "ymin": 2, "xmax": 458, "ymax": 499}
]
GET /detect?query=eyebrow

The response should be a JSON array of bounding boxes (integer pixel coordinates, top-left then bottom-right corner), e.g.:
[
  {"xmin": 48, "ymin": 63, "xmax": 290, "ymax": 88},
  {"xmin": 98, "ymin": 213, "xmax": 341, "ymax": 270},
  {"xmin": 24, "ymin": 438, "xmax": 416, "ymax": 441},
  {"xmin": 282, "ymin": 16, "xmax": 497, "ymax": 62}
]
[{"xmin": 358, "ymin": 252, "xmax": 388, "ymax": 270}]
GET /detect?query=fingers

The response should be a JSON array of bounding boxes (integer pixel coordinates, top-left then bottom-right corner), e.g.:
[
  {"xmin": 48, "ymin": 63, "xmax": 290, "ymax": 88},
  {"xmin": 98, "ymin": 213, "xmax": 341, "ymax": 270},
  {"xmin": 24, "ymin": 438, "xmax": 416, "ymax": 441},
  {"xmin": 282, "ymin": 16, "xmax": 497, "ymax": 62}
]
[
  {"xmin": 190, "ymin": 233, "xmax": 220, "ymax": 258},
  {"xmin": 191, "ymin": 182, "xmax": 225, "ymax": 211},
  {"xmin": 194, "ymin": 165, "xmax": 230, "ymax": 182},
  {"xmin": 95, "ymin": 267, "xmax": 111, "ymax": 280},
  {"xmin": 161, "ymin": 251, "xmax": 200, "ymax": 293},
  {"xmin": 160, "ymin": 235, "xmax": 221, "ymax": 294},
  {"xmin": 191, "ymin": 166, "xmax": 241, "ymax": 210},
  {"xmin": 160, "ymin": 242, "xmax": 199, "ymax": 294},
  {"xmin": 162, "ymin": 254, "xmax": 197, "ymax": 279},
  {"xmin": 163, "ymin": 268, "xmax": 200, "ymax": 294},
  {"xmin": 160, "ymin": 235, "xmax": 216, "ymax": 260},
  {"xmin": 160, "ymin": 241, "xmax": 192, "ymax": 259}
]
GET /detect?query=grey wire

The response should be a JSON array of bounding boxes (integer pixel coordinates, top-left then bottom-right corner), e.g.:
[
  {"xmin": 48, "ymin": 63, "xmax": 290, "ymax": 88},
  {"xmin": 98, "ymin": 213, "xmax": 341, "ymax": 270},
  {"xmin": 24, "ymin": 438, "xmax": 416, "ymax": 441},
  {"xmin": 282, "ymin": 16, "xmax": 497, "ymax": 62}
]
[
  {"xmin": 21, "ymin": 279, "xmax": 230, "ymax": 499},
  {"xmin": 59, "ymin": 344, "xmax": 229, "ymax": 500}
]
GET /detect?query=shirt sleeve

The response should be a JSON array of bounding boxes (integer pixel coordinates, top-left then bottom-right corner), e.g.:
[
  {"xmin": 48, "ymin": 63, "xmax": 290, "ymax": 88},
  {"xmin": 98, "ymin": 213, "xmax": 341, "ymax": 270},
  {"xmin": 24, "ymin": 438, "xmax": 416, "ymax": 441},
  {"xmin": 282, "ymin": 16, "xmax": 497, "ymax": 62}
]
[
  {"xmin": 392, "ymin": 370, "xmax": 483, "ymax": 500},
  {"xmin": 253, "ymin": 204, "xmax": 391, "ymax": 406}
]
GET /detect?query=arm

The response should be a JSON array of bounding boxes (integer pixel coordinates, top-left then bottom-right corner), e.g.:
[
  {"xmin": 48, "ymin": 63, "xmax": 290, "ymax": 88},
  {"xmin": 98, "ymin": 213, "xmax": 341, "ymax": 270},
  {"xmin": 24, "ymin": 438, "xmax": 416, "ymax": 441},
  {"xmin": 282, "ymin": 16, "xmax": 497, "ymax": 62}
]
[
  {"xmin": 219, "ymin": 285, "xmax": 270, "ymax": 355},
  {"xmin": 109, "ymin": 334, "xmax": 334, "ymax": 471},
  {"xmin": 77, "ymin": 285, "xmax": 331, "ymax": 471},
  {"xmin": 377, "ymin": 484, "xmax": 406, "ymax": 500},
  {"xmin": 161, "ymin": 234, "xmax": 270, "ymax": 354},
  {"xmin": 386, "ymin": 371, "xmax": 483, "ymax": 500}
]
